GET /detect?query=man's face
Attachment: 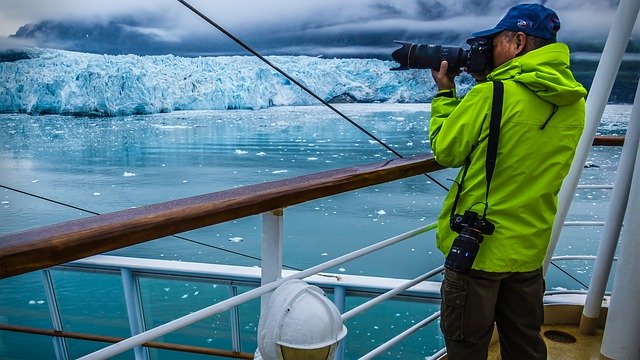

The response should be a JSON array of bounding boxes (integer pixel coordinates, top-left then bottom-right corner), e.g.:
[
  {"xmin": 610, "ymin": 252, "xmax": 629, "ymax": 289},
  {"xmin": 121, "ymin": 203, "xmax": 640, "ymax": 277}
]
[{"xmin": 491, "ymin": 31, "xmax": 521, "ymax": 69}]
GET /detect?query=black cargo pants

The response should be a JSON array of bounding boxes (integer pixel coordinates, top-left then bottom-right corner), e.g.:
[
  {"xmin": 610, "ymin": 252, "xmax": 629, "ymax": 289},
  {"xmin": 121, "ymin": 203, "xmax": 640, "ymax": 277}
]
[{"xmin": 440, "ymin": 267, "xmax": 546, "ymax": 360}]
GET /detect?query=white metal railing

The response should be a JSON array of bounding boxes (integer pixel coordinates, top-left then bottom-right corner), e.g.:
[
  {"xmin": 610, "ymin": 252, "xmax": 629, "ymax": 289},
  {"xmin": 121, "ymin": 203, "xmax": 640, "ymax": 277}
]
[
  {"xmin": 13, "ymin": 184, "xmax": 616, "ymax": 360},
  {"xmin": 77, "ymin": 222, "xmax": 437, "ymax": 359},
  {"xmin": 50, "ymin": 245, "xmax": 605, "ymax": 360}
]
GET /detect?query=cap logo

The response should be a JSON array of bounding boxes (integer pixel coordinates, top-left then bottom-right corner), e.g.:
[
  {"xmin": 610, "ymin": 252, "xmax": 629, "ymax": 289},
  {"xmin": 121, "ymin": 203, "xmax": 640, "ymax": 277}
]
[{"xmin": 517, "ymin": 20, "xmax": 533, "ymax": 29}]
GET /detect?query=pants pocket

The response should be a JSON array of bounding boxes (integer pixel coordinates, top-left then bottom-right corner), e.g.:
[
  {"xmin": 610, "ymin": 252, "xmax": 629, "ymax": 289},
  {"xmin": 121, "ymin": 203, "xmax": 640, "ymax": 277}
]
[{"xmin": 440, "ymin": 271, "xmax": 468, "ymax": 341}]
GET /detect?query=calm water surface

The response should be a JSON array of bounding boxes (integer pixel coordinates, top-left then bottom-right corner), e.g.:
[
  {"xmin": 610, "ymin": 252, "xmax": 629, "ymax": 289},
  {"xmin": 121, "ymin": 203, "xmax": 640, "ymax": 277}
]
[{"xmin": 0, "ymin": 103, "xmax": 629, "ymax": 359}]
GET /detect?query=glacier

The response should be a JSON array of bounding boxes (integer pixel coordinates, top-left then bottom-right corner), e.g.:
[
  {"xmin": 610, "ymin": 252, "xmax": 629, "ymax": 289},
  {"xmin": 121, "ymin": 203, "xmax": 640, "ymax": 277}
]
[{"xmin": 0, "ymin": 48, "xmax": 476, "ymax": 117}]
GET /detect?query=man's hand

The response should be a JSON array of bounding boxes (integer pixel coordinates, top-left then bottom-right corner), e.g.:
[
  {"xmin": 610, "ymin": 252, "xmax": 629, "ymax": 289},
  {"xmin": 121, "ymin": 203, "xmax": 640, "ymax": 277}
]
[{"xmin": 431, "ymin": 61, "xmax": 458, "ymax": 91}]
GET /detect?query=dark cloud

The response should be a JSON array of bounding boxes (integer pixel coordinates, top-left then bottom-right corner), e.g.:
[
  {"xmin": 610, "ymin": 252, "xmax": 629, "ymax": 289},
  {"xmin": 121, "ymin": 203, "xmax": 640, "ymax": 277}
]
[{"xmin": 0, "ymin": 0, "xmax": 635, "ymax": 57}]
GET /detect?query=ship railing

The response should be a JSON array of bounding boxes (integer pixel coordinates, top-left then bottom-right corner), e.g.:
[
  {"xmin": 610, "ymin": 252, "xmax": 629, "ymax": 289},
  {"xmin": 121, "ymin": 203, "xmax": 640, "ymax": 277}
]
[
  {"xmin": 0, "ymin": 137, "xmax": 622, "ymax": 359},
  {"xmin": 0, "ymin": 252, "xmax": 612, "ymax": 360}
]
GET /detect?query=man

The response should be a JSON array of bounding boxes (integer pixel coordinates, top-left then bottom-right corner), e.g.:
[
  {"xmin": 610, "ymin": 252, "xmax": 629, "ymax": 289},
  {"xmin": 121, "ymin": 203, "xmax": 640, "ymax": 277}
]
[{"xmin": 429, "ymin": 3, "xmax": 586, "ymax": 359}]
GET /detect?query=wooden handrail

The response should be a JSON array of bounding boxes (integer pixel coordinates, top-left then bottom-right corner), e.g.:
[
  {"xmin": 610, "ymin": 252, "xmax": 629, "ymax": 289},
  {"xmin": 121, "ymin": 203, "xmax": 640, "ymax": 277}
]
[
  {"xmin": 0, "ymin": 323, "xmax": 254, "ymax": 359},
  {"xmin": 592, "ymin": 135, "xmax": 624, "ymax": 146},
  {"xmin": 0, "ymin": 155, "xmax": 443, "ymax": 279}
]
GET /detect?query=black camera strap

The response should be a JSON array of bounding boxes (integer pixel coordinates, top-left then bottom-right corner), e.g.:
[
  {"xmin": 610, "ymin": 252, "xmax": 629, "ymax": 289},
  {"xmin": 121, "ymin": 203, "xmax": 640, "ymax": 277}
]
[
  {"xmin": 483, "ymin": 80, "xmax": 503, "ymax": 217},
  {"xmin": 449, "ymin": 80, "xmax": 503, "ymax": 219}
]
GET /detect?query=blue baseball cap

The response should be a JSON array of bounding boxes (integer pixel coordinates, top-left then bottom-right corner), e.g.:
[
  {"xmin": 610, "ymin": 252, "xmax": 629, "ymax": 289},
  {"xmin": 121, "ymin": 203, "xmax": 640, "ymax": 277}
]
[{"xmin": 472, "ymin": 3, "xmax": 561, "ymax": 42}]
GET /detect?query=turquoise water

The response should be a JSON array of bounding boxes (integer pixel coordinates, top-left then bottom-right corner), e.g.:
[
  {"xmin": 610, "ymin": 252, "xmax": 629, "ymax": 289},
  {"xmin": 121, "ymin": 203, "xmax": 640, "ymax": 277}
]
[{"xmin": 0, "ymin": 103, "xmax": 628, "ymax": 359}]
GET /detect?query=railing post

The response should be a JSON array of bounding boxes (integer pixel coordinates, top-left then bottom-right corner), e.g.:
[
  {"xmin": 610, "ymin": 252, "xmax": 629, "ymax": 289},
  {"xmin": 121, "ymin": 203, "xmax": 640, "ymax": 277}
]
[
  {"xmin": 41, "ymin": 270, "xmax": 70, "ymax": 360},
  {"xmin": 261, "ymin": 209, "xmax": 284, "ymax": 315},
  {"xmin": 581, "ymin": 59, "xmax": 640, "ymax": 334},
  {"xmin": 121, "ymin": 268, "xmax": 149, "ymax": 360},
  {"xmin": 229, "ymin": 285, "xmax": 242, "ymax": 353},
  {"xmin": 601, "ymin": 137, "xmax": 640, "ymax": 358},
  {"xmin": 333, "ymin": 285, "xmax": 346, "ymax": 360}
]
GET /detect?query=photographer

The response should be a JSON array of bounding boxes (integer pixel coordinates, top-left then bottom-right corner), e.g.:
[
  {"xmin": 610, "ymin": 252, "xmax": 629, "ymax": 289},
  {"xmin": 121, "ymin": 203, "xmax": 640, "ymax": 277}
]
[{"xmin": 429, "ymin": 4, "xmax": 586, "ymax": 359}]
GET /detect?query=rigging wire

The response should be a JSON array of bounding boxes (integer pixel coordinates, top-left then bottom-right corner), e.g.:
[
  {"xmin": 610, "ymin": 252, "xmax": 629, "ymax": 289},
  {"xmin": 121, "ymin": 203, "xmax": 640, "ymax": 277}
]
[
  {"xmin": 176, "ymin": 0, "xmax": 449, "ymax": 192},
  {"xmin": 0, "ymin": 184, "xmax": 303, "ymax": 271},
  {"xmin": 549, "ymin": 260, "xmax": 589, "ymax": 290}
]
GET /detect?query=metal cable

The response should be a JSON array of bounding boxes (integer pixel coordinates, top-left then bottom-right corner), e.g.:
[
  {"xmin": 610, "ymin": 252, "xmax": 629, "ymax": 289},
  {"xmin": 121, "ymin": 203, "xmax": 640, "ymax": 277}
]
[
  {"xmin": 176, "ymin": 0, "xmax": 449, "ymax": 191},
  {"xmin": 549, "ymin": 260, "xmax": 589, "ymax": 289}
]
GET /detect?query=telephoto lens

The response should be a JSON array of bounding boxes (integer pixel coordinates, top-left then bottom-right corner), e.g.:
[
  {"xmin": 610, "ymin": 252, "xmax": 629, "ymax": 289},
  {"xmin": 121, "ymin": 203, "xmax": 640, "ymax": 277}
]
[
  {"xmin": 444, "ymin": 227, "xmax": 484, "ymax": 273},
  {"xmin": 390, "ymin": 41, "xmax": 468, "ymax": 71}
]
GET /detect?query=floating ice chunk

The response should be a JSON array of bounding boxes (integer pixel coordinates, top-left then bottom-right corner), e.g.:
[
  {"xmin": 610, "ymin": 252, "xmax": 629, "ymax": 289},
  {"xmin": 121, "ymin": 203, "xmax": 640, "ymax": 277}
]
[
  {"xmin": 123, "ymin": 172, "xmax": 136, "ymax": 177},
  {"xmin": 338, "ymin": 268, "xmax": 346, "ymax": 272},
  {"xmin": 377, "ymin": 210, "xmax": 386, "ymax": 215},
  {"xmin": 256, "ymin": 152, "xmax": 266, "ymax": 156},
  {"xmin": 368, "ymin": 140, "xmax": 377, "ymax": 144},
  {"xmin": 154, "ymin": 124, "xmax": 190, "ymax": 130},
  {"xmin": 406, "ymin": 142, "xmax": 413, "ymax": 146},
  {"xmin": 93, "ymin": 192, "xmax": 101, "ymax": 196},
  {"xmin": 307, "ymin": 157, "xmax": 318, "ymax": 161},
  {"xmin": 37, "ymin": 300, "xmax": 44, "ymax": 304},
  {"xmin": 552, "ymin": 286, "xmax": 568, "ymax": 291},
  {"xmin": 1, "ymin": 201, "xmax": 8, "ymax": 204},
  {"xmin": 29, "ymin": 300, "xmax": 36, "ymax": 304},
  {"xmin": 229, "ymin": 237, "xmax": 243, "ymax": 243},
  {"xmin": 181, "ymin": 294, "xmax": 188, "ymax": 299},
  {"xmin": 272, "ymin": 170, "xmax": 288, "ymax": 174},
  {"xmin": 321, "ymin": 253, "xmax": 328, "ymax": 256},
  {"xmin": 164, "ymin": 287, "xmax": 171, "ymax": 291},
  {"xmin": 235, "ymin": 149, "xmax": 248, "ymax": 155},
  {"xmin": 32, "ymin": 180, "xmax": 38, "ymax": 183}
]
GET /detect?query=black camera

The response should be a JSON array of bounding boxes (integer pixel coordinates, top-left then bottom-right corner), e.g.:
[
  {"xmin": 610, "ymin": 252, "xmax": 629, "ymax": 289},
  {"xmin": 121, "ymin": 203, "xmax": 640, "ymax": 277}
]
[
  {"xmin": 391, "ymin": 37, "xmax": 492, "ymax": 76},
  {"xmin": 445, "ymin": 210, "xmax": 495, "ymax": 273}
]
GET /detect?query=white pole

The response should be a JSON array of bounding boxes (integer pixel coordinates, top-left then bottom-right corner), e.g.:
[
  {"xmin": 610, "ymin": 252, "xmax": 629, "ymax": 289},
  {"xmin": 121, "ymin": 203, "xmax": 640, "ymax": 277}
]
[
  {"xmin": 581, "ymin": 71, "xmax": 640, "ymax": 334},
  {"xmin": 601, "ymin": 135, "xmax": 640, "ymax": 359},
  {"xmin": 543, "ymin": 0, "xmax": 640, "ymax": 274},
  {"xmin": 261, "ymin": 209, "xmax": 284, "ymax": 314}
]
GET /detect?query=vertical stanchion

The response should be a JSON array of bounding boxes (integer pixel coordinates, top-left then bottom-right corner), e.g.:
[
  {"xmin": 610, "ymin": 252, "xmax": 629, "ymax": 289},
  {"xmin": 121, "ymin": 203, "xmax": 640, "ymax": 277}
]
[
  {"xmin": 121, "ymin": 268, "xmax": 149, "ymax": 360},
  {"xmin": 260, "ymin": 209, "xmax": 284, "ymax": 315},
  {"xmin": 581, "ymin": 70, "xmax": 640, "ymax": 334},
  {"xmin": 229, "ymin": 285, "xmax": 242, "ymax": 353},
  {"xmin": 41, "ymin": 270, "xmax": 70, "ymax": 360},
  {"xmin": 333, "ymin": 286, "xmax": 346, "ymax": 360},
  {"xmin": 601, "ymin": 135, "xmax": 640, "ymax": 359}
]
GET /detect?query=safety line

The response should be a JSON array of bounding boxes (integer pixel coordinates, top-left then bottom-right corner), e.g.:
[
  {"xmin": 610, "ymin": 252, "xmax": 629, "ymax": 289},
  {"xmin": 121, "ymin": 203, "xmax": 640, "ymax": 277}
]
[
  {"xmin": 0, "ymin": 184, "xmax": 303, "ymax": 271},
  {"xmin": 176, "ymin": 0, "xmax": 449, "ymax": 192},
  {"xmin": 549, "ymin": 260, "xmax": 589, "ymax": 289}
]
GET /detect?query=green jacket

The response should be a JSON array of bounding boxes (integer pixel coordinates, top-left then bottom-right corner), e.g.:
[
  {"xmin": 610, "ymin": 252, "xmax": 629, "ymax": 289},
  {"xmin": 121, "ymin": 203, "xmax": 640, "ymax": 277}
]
[{"xmin": 429, "ymin": 43, "xmax": 587, "ymax": 272}]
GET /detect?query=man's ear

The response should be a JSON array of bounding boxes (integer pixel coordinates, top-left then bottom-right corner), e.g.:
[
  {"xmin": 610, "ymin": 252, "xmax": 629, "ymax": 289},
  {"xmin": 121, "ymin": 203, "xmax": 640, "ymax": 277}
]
[{"xmin": 515, "ymin": 32, "xmax": 528, "ymax": 55}]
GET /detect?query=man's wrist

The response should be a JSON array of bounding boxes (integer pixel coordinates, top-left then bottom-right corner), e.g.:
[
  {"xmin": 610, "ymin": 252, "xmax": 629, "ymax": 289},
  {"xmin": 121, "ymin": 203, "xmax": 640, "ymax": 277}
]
[{"xmin": 435, "ymin": 89, "xmax": 455, "ymax": 98}]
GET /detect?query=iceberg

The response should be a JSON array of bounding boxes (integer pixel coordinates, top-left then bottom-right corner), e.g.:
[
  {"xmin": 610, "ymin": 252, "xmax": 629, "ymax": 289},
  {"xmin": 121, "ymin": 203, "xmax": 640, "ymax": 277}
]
[{"xmin": 0, "ymin": 48, "xmax": 475, "ymax": 116}]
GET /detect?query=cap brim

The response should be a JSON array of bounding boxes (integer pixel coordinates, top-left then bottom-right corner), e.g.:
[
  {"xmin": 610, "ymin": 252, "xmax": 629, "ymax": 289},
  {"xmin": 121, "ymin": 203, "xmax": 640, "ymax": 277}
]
[{"xmin": 471, "ymin": 27, "xmax": 503, "ymax": 38}]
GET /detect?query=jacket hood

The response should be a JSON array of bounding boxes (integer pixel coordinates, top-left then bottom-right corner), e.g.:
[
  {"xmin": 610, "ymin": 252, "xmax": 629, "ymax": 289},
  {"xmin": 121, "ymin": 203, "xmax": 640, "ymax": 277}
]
[{"xmin": 487, "ymin": 43, "xmax": 587, "ymax": 106}]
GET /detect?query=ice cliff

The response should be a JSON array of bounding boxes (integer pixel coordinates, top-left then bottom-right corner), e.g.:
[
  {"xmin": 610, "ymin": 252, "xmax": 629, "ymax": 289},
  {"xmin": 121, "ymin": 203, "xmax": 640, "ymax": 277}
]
[{"xmin": 0, "ymin": 48, "xmax": 475, "ymax": 116}]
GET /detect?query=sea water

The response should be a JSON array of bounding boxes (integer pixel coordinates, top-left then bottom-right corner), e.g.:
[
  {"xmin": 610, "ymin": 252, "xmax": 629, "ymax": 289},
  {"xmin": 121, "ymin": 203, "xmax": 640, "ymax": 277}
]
[{"xmin": 0, "ymin": 103, "xmax": 629, "ymax": 359}]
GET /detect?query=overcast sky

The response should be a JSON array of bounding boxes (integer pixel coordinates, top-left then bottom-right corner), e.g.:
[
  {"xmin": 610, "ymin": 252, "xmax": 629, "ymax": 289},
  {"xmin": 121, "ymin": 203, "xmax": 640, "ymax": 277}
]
[{"xmin": 0, "ymin": 0, "xmax": 638, "ymax": 52}]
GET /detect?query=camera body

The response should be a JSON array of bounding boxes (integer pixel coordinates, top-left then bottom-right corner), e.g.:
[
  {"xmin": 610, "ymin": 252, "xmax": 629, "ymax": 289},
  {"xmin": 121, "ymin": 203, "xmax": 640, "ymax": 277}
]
[
  {"xmin": 445, "ymin": 210, "xmax": 495, "ymax": 273},
  {"xmin": 391, "ymin": 37, "xmax": 492, "ymax": 76}
]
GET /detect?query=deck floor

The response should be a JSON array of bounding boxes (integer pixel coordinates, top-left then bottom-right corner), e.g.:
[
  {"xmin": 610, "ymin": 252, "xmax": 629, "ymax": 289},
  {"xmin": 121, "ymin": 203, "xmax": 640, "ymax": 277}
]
[{"xmin": 488, "ymin": 323, "xmax": 606, "ymax": 359}]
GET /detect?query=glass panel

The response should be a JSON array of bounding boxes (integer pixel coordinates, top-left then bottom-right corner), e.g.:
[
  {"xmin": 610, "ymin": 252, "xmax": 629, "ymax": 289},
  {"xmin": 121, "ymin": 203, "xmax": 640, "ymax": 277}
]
[
  {"xmin": 343, "ymin": 296, "xmax": 443, "ymax": 359},
  {"xmin": 0, "ymin": 272, "xmax": 56, "ymax": 359},
  {"xmin": 139, "ymin": 276, "xmax": 236, "ymax": 359},
  {"xmin": 50, "ymin": 269, "xmax": 131, "ymax": 360},
  {"xmin": 236, "ymin": 285, "xmax": 260, "ymax": 354}
]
